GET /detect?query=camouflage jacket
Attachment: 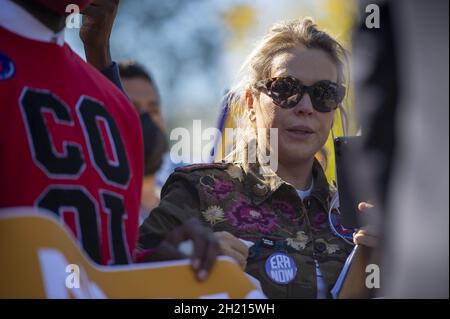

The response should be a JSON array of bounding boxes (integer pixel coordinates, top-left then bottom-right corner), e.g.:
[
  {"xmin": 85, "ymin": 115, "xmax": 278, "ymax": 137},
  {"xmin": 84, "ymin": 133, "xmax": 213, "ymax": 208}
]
[{"xmin": 139, "ymin": 159, "xmax": 354, "ymax": 298}]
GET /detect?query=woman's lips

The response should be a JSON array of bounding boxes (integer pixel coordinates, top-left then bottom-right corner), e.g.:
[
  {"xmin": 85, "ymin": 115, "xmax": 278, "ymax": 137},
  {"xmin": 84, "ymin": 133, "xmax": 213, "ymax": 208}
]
[{"xmin": 285, "ymin": 125, "xmax": 315, "ymax": 140}]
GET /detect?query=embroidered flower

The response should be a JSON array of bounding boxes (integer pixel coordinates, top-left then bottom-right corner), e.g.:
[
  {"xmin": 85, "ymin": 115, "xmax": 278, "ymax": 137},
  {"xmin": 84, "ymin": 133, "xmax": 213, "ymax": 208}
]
[
  {"xmin": 201, "ymin": 175, "xmax": 234, "ymax": 201},
  {"xmin": 249, "ymin": 210, "xmax": 261, "ymax": 218},
  {"xmin": 315, "ymin": 238, "xmax": 340, "ymax": 254},
  {"xmin": 327, "ymin": 243, "xmax": 340, "ymax": 254},
  {"xmin": 211, "ymin": 180, "xmax": 234, "ymax": 200},
  {"xmin": 312, "ymin": 211, "xmax": 328, "ymax": 230},
  {"xmin": 226, "ymin": 165, "xmax": 243, "ymax": 182},
  {"xmin": 201, "ymin": 205, "xmax": 225, "ymax": 225},
  {"xmin": 225, "ymin": 196, "xmax": 276, "ymax": 234},
  {"xmin": 286, "ymin": 231, "xmax": 309, "ymax": 250},
  {"xmin": 272, "ymin": 199, "xmax": 298, "ymax": 220}
]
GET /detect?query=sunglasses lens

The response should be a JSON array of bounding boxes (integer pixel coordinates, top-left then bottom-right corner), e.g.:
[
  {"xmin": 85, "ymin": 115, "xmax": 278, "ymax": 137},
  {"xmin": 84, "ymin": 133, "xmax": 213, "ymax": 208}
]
[
  {"xmin": 268, "ymin": 78, "xmax": 302, "ymax": 109},
  {"xmin": 310, "ymin": 82, "xmax": 344, "ymax": 112},
  {"xmin": 261, "ymin": 77, "xmax": 345, "ymax": 112}
]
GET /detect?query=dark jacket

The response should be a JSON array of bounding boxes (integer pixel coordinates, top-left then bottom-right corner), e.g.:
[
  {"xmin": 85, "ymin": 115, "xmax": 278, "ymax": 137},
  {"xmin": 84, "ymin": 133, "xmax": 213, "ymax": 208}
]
[{"xmin": 139, "ymin": 159, "xmax": 353, "ymax": 298}]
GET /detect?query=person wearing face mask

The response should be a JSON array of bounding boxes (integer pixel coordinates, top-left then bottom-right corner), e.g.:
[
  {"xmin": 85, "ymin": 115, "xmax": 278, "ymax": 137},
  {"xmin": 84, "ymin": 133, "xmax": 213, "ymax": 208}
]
[
  {"xmin": 0, "ymin": 0, "xmax": 219, "ymax": 281},
  {"xmin": 118, "ymin": 61, "xmax": 169, "ymax": 223}
]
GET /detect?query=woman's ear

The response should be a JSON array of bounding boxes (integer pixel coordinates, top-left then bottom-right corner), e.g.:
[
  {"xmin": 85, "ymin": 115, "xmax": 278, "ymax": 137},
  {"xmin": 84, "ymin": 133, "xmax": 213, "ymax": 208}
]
[{"xmin": 245, "ymin": 91, "xmax": 256, "ymax": 122}]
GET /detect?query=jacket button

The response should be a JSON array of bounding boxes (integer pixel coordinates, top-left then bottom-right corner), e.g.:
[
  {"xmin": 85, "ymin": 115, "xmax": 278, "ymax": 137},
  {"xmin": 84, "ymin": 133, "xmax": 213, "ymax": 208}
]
[
  {"xmin": 253, "ymin": 183, "xmax": 268, "ymax": 197},
  {"xmin": 314, "ymin": 241, "xmax": 327, "ymax": 254}
]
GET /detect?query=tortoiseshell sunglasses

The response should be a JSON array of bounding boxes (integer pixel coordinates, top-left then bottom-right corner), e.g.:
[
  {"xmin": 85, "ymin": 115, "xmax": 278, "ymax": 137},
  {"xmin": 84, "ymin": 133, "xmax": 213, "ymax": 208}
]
[{"xmin": 254, "ymin": 76, "xmax": 346, "ymax": 112}]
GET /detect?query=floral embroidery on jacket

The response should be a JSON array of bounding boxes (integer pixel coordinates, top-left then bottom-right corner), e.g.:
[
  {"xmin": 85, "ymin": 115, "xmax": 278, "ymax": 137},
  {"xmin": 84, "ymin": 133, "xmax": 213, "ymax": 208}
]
[
  {"xmin": 312, "ymin": 211, "xmax": 328, "ymax": 231},
  {"xmin": 286, "ymin": 231, "xmax": 309, "ymax": 250},
  {"xmin": 201, "ymin": 205, "xmax": 225, "ymax": 225},
  {"xmin": 272, "ymin": 199, "xmax": 298, "ymax": 220},
  {"xmin": 225, "ymin": 196, "xmax": 277, "ymax": 234},
  {"xmin": 201, "ymin": 175, "xmax": 234, "ymax": 201}
]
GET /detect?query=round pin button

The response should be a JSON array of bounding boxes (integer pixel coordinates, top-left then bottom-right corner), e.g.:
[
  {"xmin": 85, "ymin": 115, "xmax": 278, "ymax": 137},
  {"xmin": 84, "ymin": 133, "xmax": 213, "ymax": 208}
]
[
  {"xmin": 265, "ymin": 252, "xmax": 298, "ymax": 285},
  {"xmin": 314, "ymin": 241, "xmax": 327, "ymax": 254}
]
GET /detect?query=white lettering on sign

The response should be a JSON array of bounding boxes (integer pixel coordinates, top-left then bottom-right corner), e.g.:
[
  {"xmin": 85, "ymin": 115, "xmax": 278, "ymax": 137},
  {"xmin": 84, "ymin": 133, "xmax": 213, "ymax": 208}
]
[{"xmin": 38, "ymin": 248, "xmax": 106, "ymax": 299}]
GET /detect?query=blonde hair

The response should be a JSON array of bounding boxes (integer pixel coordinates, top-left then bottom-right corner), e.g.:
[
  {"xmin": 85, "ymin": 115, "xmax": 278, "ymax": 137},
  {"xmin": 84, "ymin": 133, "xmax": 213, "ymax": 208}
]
[{"xmin": 225, "ymin": 17, "xmax": 350, "ymax": 166}]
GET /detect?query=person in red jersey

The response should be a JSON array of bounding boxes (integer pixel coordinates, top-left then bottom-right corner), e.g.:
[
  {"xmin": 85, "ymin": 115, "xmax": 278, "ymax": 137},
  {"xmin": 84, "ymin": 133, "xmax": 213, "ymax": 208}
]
[{"xmin": 0, "ymin": 0, "xmax": 218, "ymax": 280}]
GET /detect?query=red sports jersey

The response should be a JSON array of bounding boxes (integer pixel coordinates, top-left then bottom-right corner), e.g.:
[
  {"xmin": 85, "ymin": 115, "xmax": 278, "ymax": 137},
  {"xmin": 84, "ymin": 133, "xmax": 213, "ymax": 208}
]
[{"xmin": 0, "ymin": 27, "xmax": 143, "ymax": 265}]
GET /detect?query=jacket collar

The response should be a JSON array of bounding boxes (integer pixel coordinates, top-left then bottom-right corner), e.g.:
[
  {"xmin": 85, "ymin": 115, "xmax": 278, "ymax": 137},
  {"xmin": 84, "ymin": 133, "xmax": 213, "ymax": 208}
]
[{"xmin": 237, "ymin": 155, "xmax": 331, "ymax": 208}]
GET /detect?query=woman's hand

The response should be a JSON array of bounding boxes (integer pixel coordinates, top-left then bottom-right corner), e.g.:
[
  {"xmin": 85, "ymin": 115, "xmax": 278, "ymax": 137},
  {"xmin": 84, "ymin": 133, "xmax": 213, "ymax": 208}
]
[
  {"xmin": 214, "ymin": 231, "xmax": 249, "ymax": 270},
  {"xmin": 353, "ymin": 202, "xmax": 379, "ymax": 247}
]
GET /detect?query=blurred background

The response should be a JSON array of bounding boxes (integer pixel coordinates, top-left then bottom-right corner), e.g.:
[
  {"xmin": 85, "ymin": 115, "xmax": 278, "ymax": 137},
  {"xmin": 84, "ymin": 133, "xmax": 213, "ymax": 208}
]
[{"xmin": 66, "ymin": 0, "xmax": 357, "ymax": 164}]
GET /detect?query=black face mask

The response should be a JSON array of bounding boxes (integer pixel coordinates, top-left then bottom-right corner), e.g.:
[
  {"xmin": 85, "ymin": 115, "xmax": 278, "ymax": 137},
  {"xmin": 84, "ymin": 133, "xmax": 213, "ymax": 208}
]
[{"xmin": 140, "ymin": 112, "xmax": 168, "ymax": 176}]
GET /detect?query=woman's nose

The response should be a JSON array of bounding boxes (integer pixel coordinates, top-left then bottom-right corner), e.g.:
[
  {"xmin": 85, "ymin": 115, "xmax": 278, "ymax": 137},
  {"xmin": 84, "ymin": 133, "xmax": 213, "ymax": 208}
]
[{"xmin": 294, "ymin": 92, "xmax": 314, "ymax": 115}]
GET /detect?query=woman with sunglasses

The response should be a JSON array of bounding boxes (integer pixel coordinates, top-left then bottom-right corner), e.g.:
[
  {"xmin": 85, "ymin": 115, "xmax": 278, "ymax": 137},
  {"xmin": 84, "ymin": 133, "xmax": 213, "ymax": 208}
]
[{"xmin": 138, "ymin": 17, "xmax": 377, "ymax": 298}]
